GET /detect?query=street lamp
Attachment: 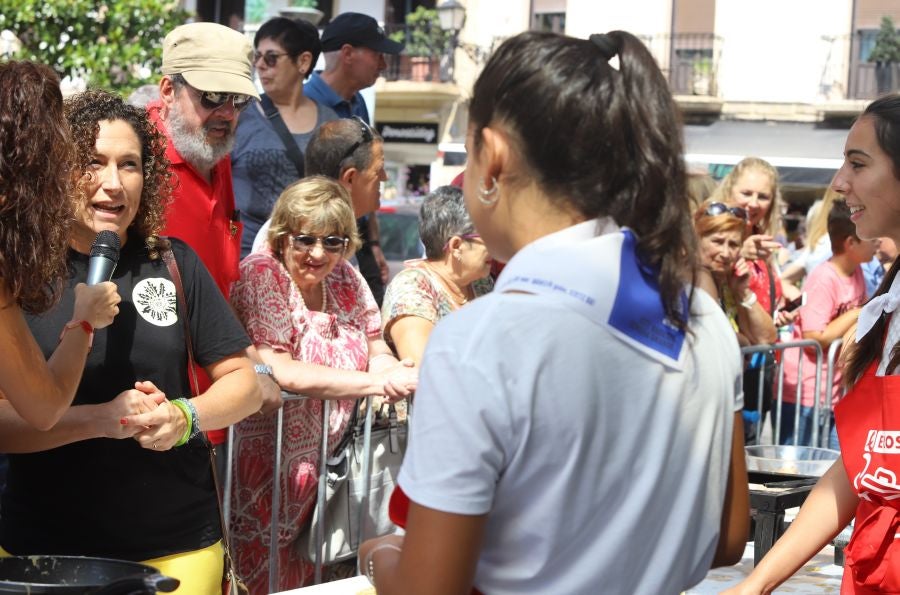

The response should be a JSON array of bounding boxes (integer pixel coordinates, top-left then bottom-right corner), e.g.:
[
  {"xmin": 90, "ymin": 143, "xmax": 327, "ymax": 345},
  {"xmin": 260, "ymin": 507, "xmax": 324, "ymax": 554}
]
[
  {"xmin": 437, "ymin": 0, "xmax": 466, "ymax": 34},
  {"xmin": 437, "ymin": 0, "xmax": 489, "ymax": 82}
]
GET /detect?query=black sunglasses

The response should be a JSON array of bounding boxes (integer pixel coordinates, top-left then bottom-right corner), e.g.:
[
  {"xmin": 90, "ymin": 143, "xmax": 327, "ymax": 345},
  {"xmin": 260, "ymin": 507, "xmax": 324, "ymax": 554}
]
[
  {"xmin": 186, "ymin": 85, "xmax": 252, "ymax": 112},
  {"xmin": 339, "ymin": 116, "xmax": 375, "ymax": 163},
  {"xmin": 291, "ymin": 234, "xmax": 349, "ymax": 254},
  {"xmin": 704, "ymin": 202, "xmax": 748, "ymax": 220},
  {"xmin": 253, "ymin": 50, "xmax": 289, "ymax": 68}
]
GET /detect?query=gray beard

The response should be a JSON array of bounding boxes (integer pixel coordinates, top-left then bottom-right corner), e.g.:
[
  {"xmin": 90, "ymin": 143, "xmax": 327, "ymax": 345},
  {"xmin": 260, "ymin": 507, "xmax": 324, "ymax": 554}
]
[{"xmin": 166, "ymin": 105, "xmax": 234, "ymax": 173}]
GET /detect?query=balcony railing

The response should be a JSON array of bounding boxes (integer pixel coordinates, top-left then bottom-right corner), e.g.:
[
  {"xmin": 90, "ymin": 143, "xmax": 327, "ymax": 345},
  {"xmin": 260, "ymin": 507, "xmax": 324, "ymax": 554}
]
[
  {"xmin": 382, "ymin": 23, "xmax": 449, "ymax": 83},
  {"xmin": 639, "ymin": 33, "xmax": 721, "ymax": 97}
]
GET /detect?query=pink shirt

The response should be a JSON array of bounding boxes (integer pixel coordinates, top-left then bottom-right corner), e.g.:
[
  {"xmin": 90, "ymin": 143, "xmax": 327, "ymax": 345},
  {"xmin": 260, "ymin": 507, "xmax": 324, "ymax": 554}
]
[{"xmin": 782, "ymin": 261, "xmax": 867, "ymax": 407}]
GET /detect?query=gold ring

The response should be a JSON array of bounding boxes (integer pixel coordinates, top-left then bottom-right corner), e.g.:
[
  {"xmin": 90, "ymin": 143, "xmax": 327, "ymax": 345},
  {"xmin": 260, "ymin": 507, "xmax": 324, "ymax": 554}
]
[{"xmin": 153, "ymin": 442, "xmax": 159, "ymax": 450}]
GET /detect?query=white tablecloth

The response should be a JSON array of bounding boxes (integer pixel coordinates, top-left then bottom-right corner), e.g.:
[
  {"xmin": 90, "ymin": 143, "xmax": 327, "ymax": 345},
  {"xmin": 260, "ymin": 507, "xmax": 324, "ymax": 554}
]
[{"xmin": 273, "ymin": 575, "xmax": 372, "ymax": 594}]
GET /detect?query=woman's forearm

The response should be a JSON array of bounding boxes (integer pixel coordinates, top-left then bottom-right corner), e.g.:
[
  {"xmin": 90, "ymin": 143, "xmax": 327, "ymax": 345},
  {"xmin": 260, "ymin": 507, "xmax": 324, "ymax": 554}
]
[
  {"xmin": 736, "ymin": 299, "xmax": 777, "ymax": 345},
  {"xmin": 274, "ymin": 358, "xmax": 382, "ymax": 399},
  {"xmin": 0, "ymin": 399, "xmax": 103, "ymax": 452},
  {"xmin": 731, "ymin": 458, "xmax": 857, "ymax": 593},
  {"xmin": 192, "ymin": 355, "xmax": 262, "ymax": 430}
]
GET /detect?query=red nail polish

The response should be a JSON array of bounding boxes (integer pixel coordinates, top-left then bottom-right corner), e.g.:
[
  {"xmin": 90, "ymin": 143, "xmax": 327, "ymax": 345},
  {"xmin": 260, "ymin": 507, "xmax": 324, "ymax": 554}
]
[{"xmin": 120, "ymin": 418, "xmax": 128, "ymax": 425}]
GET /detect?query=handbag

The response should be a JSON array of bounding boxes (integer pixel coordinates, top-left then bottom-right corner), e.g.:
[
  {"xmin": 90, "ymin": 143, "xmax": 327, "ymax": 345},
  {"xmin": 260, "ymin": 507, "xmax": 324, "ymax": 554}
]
[
  {"xmin": 163, "ymin": 249, "xmax": 250, "ymax": 595},
  {"xmin": 299, "ymin": 402, "xmax": 407, "ymax": 566}
]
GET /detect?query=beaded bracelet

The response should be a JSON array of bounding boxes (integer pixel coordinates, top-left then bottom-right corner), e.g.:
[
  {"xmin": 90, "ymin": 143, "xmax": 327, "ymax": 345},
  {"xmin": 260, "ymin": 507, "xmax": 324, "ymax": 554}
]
[
  {"xmin": 169, "ymin": 399, "xmax": 193, "ymax": 447},
  {"xmin": 359, "ymin": 542, "xmax": 402, "ymax": 586},
  {"xmin": 171, "ymin": 397, "xmax": 201, "ymax": 442}
]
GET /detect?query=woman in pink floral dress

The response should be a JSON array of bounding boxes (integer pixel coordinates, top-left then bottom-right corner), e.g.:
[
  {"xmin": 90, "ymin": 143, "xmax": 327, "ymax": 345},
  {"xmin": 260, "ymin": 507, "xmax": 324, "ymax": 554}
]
[{"xmin": 229, "ymin": 176, "xmax": 418, "ymax": 593}]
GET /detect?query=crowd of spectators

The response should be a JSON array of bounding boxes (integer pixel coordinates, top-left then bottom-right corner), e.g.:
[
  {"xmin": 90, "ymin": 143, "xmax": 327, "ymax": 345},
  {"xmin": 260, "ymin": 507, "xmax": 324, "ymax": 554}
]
[{"xmin": 3, "ymin": 10, "xmax": 900, "ymax": 595}]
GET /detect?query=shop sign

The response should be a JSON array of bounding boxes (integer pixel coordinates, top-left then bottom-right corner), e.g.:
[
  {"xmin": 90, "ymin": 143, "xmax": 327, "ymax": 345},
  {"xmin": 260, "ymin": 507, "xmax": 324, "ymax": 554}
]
[{"xmin": 376, "ymin": 122, "xmax": 438, "ymax": 144}]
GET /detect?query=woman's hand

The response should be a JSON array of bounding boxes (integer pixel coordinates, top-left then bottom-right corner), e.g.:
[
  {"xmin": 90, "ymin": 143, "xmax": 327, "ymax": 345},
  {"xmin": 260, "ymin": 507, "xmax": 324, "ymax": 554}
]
[
  {"xmin": 741, "ymin": 234, "xmax": 780, "ymax": 262},
  {"xmin": 728, "ymin": 257, "xmax": 751, "ymax": 295},
  {"xmin": 122, "ymin": 381, "xmax": 189, "ymax": 451},
  {"xmin": 72, "ymin": 282, "xmax": 121, "ymax": 329},
  {"xmin": 373, "ymin": 359, "xmax": 418, "ymax": 402},
  {"xmin": 94, "ymin": 382, "xmax": 166, "ymax": 440}
]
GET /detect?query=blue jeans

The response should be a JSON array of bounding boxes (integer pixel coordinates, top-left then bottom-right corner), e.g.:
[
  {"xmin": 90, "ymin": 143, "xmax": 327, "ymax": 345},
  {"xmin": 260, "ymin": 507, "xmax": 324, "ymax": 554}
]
[{"xmin": 778, "ymin": 402, "xmax": 839, "ymax": 450}]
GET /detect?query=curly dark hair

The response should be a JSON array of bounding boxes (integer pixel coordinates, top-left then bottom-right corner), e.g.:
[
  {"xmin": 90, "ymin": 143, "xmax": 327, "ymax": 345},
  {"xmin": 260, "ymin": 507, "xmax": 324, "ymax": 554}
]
[
  {"xmin": 64, "ymin": 89, "xmax": 173, "ymax": 259},
  {"xmin": 0, "ymin": 61, "xmax": 75, "ymax": 314}
]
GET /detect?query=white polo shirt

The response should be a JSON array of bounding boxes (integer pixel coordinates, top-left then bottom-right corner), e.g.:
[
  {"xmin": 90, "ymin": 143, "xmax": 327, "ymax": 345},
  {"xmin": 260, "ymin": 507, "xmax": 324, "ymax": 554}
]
[{"xmin": 398, "ymin": 218, "xmax": 742, "ymax": 595}]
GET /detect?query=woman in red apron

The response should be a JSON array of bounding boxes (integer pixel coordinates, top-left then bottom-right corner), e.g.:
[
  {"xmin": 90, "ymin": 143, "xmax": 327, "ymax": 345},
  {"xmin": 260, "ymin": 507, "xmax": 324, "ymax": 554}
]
[{"xmin": 725, "ymin": 93, "xmax": 900, "ymax": 594}]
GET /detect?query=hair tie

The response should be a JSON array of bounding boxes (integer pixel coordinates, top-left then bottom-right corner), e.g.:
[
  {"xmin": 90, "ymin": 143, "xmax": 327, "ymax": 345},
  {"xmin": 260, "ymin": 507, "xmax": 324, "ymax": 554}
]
[{"xmin": 589, "ymin": 33, "xmax": 619, "ymax": 62}]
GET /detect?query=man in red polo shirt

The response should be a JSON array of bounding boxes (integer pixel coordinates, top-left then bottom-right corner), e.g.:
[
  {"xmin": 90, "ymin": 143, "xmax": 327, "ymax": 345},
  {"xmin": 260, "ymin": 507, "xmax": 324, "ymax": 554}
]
[{"xmin": 147, "ymin": 23, "xmax": 279, "ymax": 454}]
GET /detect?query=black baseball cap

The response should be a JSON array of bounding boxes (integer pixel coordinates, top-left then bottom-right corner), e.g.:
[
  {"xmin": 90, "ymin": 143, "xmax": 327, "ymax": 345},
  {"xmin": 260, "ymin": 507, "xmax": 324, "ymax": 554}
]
[{"xmin": 321, "ymin": 13, "xmax": 405, "ymax": 54}]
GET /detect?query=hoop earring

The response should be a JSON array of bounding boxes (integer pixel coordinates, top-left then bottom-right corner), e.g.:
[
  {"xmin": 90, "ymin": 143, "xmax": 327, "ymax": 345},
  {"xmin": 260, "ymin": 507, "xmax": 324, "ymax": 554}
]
[{"xmin": 477, "ymin": 176, "xmax": 499, "ymax": 206}]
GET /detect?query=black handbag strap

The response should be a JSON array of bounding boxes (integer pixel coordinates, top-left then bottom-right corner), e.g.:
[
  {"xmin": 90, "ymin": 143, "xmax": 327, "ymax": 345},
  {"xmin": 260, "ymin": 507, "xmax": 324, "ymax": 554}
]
[
  {"xmin": 162, "ymin": 248, "xmax": 236, "ymax": 565},
  {"xmin": 260, "ymin": 94, "xmax": 305, "ymax": 178}
]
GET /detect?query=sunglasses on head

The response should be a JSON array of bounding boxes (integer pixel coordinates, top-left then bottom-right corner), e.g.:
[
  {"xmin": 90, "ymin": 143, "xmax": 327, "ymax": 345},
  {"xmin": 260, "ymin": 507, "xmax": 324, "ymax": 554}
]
[
  {"xmin": 253, "ymin": 50, "xmax": 289, "ymax": 68},
  {"xmin": 704, "ymin": 202, "xmax": 748, "ymax": 221},
  {"xmin": 339, "ymin": 116, "xmax": 375, "ymax": 163},
  {"xmin": 186, "ymin": 85, "xmax": 252, "ymax": 112},
  {"xmin": 291, "ymin": 234, "xmax": 349, "ymax": 254}
]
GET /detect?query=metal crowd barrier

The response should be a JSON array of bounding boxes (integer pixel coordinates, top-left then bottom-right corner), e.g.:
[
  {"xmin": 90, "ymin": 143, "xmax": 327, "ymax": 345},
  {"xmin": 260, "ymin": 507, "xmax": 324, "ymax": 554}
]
[
  {"xmin": 741, "ymin": 337, "xmax": 844, "ymax": 448},
  {"xmin": 224, "ymin": 393, "xmax": 390, "ymax": 593}
]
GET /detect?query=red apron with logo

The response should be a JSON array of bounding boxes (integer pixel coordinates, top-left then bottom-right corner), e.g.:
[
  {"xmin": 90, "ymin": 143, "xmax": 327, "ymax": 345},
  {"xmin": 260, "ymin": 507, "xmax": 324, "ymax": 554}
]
[{"xmin": 834, "ymin": 358, "xmax": 900, "ymax": 593}]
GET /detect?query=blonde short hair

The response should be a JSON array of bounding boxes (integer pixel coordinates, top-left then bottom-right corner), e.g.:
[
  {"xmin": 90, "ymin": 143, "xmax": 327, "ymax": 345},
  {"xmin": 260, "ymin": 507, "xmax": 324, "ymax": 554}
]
[{"xmin": 267, "ymin": 175, "xmax": 361, "ymax": 259}]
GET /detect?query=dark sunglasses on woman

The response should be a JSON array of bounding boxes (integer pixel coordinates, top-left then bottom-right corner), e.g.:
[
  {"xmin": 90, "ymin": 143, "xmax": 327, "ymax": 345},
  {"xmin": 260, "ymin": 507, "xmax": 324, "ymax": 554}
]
[
  {"xmin": 291, "ymin": 234, "xmax": 349, "ymax": 254},
  {"xmin": 704, "ymin": 202, "xmax": 748, "ymax": 220},
  {"xmin": 253, "ymin": 51, "xmax": 288, "ymax": 68}
]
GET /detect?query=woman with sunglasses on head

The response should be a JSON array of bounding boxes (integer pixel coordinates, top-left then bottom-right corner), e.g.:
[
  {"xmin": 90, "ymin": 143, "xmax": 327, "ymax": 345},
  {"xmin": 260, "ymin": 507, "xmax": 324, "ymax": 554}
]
[
  {"xmin": 359, "ymin": 30, "xmax": 748, "ymax": 595},
  {"xmin": 0, "ymin": 90, "xmax": 262, "ymax": 595},
  {"xmin": 694, "ymin": 200, "xmax": 777, "ymax": 347},
  {"xmin": 725, "ymin": 93, "xmax": 900, "ymax": 594},
  {"xmin": 229, "ymin": 176, "xmax": 417, "ymax": 593},
  {"xmin": 232, "ymin": 17, "xmax": 339, "ymax": 258},
  {"xmin": 382, "ymin": 185, "xmax": 493, "ymax": 365}
]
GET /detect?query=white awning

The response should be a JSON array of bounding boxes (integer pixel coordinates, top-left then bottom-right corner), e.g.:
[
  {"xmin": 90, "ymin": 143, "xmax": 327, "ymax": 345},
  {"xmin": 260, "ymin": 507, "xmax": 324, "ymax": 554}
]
[{"xmin": 684, "ymin": 120, "xmax": 848, "ymax": 187}]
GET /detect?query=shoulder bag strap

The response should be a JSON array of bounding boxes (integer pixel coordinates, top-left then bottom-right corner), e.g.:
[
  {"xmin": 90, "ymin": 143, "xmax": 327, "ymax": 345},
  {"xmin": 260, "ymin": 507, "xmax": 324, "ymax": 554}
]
[
  {"xmin": 162, "ymin": 247, "xmax": 236, "ymax": 560},
  {"xmin": 260, "ymin": 94, "xmax": 305, "ymax": 178},
  {"xmin": 765, "ymin": 260, "xmax": 776, "ymax": 316}
]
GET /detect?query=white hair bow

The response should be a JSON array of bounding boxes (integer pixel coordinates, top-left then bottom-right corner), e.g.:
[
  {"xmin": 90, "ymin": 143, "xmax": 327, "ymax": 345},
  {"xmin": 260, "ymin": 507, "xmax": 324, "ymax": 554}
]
[{"xmin": 857, "ymin": 274, "xmax": 900, "ymax": 342}]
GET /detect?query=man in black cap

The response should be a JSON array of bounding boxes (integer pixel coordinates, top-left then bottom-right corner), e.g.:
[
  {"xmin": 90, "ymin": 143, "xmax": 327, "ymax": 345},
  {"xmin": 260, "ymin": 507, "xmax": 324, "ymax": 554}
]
[
  {"xmin": 305, "ymin": 12, "xmax": 403, "ymax": 122},
  {"xmin": 305, "ymin": 12, "xmax": 405, "ymax": 305}
]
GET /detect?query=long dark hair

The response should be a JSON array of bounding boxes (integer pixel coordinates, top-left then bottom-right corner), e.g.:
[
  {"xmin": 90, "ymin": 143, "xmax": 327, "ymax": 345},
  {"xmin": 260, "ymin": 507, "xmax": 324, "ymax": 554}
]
[
  {"xmin": 468, "ymin": 31, "xmax": 696, "ymax": 329},
  {"xmin": 0, "ymin": 61, "xmax": 74, "ymax": 314},
  {"xmin": 842, "ymin": 93, "xmax": 900, "ymax": 387}
]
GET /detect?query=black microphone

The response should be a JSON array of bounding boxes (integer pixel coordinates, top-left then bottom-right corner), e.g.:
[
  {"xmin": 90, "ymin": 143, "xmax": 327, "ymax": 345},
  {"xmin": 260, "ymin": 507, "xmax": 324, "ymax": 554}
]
[{"xmin": 86, "ymin": 231, "xmax": 121, "ymax": 285}]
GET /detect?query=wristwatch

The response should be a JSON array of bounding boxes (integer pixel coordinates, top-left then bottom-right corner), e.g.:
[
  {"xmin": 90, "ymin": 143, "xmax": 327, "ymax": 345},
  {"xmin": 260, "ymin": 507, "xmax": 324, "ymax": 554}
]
[{"xmin": 254, "ymin": 363, "xmax": 274, "ymax": 378}]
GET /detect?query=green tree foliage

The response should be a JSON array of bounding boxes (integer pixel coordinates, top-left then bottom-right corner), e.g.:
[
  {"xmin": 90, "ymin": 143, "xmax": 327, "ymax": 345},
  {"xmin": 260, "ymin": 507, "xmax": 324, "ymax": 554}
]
[
  {"xmin": 389, "ymin": 7, "xmax": 450, "ymax": 57},
  {"xmin": 870, "ymin": 16, "xmax": 900, "ymax": 64},
  {"xmin": 0, "ymin": 0, "xmax": 190, "ymax": 93}
]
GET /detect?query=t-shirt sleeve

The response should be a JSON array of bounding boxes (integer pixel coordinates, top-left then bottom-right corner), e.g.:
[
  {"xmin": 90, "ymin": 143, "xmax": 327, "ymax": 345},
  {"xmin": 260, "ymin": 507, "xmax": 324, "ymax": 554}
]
[
  {"xmin": 382, "ymin": 269, "xmax": 440, "ymax": 337},
  {"xmin": 230, "ymin": 254, "xmax": 295, "ymax": 352},
  {"xmin": 398, "ymin": 337, "xmax": 511, "ymax": 515},
  {"xmin": 799, "ymin": 265, "xmax": 837, "ymax": 333},
  {"xmin": 174, "ymin": 240, "xmax": 250, "ymax": 367}
]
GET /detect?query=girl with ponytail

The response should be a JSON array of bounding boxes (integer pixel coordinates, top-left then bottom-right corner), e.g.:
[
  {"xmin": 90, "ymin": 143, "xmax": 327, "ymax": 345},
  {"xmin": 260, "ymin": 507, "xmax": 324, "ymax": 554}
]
[{"xmin": 359, "ymin": 31, "xmax": 749, "ymax": 594}]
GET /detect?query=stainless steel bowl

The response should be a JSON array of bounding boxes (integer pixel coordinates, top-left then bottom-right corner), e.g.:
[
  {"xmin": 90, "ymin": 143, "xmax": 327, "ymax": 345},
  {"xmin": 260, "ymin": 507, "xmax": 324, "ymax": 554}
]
[{"xmin": 745, "ymin": 445, "xmax": 840, "ymax": 477}]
